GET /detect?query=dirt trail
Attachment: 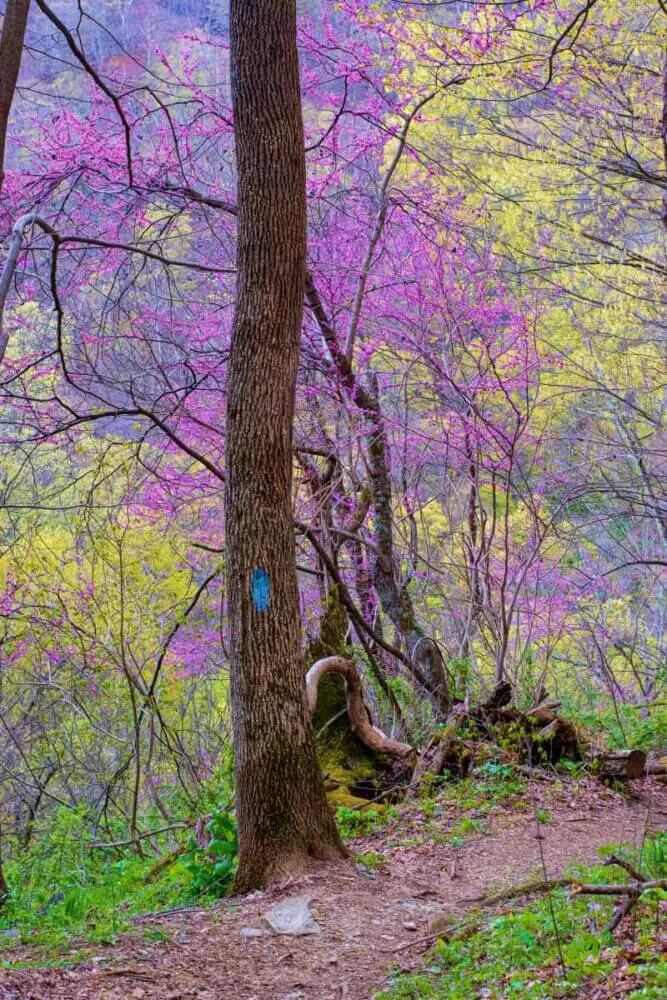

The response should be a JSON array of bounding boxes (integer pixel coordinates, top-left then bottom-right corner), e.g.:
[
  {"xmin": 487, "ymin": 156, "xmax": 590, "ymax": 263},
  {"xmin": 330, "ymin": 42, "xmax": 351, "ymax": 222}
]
[{"xmin": 1, "ymin": 779, "xmax": 665, "ymax": 1000}]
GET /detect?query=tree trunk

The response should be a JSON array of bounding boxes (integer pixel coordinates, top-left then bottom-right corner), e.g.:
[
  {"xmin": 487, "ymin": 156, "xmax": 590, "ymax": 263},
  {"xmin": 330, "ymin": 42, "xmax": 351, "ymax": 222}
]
[
  {"xmin": 226, "ymin": 0, "xmax": 345, "ymax": 892},
  {"xmin": 0, "ymin": 821, "xmax": 8, "ymax": 907},
  {"xmin": 365, "ymin": 375, "xmax": 450, "ymax": 713},
  {"xmin": 0, "ymin": 0, "xmax": 30, "ymax": 191},
  {"xmin": 304, "ymin": 278, "xmax": 449, "ymax": 712}
]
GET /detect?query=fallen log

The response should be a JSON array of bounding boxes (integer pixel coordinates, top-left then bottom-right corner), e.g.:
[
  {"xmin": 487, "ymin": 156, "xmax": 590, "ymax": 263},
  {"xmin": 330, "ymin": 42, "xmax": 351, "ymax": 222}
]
[
  {"xmin": 464, "ymin": 877, "xmax": 572, "ymax": 906},
  {"xmin": 477, "ymin": 698, "xmax": 580, "ymax": 764},
  {"xmin": 468, "ymin": 682, "xmax": 581, "ymax": 764},
  {"xmin": 595, "ymin": 749, "xmax": 647, "ymax": 780},
  {"xmin": 309, "ymin": 669, "xmax": 583, "ymax": 794}
]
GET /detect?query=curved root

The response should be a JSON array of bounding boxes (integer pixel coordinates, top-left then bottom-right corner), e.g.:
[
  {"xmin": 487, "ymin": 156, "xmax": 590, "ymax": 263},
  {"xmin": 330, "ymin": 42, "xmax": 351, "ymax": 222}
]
[{"xmin": 306, "ymin": 656, "xmax": 415, "ymax": 760}]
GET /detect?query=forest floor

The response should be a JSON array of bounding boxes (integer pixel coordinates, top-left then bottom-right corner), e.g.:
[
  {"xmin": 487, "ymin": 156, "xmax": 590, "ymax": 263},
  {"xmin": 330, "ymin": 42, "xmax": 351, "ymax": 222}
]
[{"xmin": 0, "ymin": 776, "xmax": 665, "ymax": 1000}]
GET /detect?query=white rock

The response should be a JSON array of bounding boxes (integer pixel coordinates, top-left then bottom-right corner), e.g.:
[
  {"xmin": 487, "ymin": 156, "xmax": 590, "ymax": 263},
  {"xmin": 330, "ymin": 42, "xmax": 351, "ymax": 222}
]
[{"xmin": 264, "ymin": 895, "xmax": 321, "ymax": 936}]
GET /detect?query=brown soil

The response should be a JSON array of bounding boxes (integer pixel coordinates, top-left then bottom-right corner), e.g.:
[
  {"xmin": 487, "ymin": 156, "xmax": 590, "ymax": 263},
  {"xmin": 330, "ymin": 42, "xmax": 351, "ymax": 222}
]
[{"xmin": 1, "ymin": 778, "xmax": 665, "ymax": 1000}]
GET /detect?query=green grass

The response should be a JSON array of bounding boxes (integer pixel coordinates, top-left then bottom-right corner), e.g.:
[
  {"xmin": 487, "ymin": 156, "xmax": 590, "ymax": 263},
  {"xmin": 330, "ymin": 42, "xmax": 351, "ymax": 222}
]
[
  {"xmin": 380, "ymin": 900, "xmax": 663, "ymax": 999},
  {"xmin": 0, "ymin": 847, "xmax": 192, "ymax": 952},
  {"xmin": 0, "ymin": 806, "xmax": 209, "ymax": 956},
  {"xmin": 436, "ymin": 762, "xmax": 526, "ymax": 811},
  {"xmin": 0, "ymin": 765, "xmax": 240, "ymax": 958},
  {"xmin": 561, "ymin": 694, "xmax": 667, "ymax": 753},
  {"xmin": 354, "ymin": 850, "xmax": 387, "ymax": 870},
  {"xmin": 335, "ymin": 804, "xmax": 398, "ymax": 839},
  {"xmin": 380, "ymin": 764, "xmax": 526, "ymax": 850}
]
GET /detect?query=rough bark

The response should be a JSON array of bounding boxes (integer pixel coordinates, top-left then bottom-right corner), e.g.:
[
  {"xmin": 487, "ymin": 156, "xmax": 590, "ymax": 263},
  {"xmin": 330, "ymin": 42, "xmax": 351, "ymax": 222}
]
[
  {"xmin": 662, "ymin": 45, "xmax": 667, "ymax": 232},
  {"xmin": 0, "ymin": 0, "xmax": 29, "ymax": 191},
  {"xmin": 0, "ymin": 822, "xmax": 8, "ymax": 907},
  {"xmin": 226, "ymin": 0, "xmax": 345, "ymax": 892}
]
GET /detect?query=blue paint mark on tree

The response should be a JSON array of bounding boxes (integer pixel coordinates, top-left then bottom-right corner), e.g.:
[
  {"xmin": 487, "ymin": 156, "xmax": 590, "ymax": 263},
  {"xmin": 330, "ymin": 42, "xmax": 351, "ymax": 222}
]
[{"xmin": 251, "ymin": 568, "xmax": 271, "ymax": 612}]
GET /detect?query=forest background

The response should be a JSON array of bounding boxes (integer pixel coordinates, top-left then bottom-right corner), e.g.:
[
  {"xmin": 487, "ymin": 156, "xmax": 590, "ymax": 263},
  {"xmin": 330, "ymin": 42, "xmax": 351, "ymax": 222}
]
[{"xmin": 0, "ymin": 0, "xmax": 664, "ymax": 938}]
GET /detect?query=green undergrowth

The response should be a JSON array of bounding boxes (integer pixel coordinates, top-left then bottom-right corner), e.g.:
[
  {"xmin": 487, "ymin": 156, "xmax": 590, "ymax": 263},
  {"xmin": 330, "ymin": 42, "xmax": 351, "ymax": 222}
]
[
  {"xmin": 379, "ymin": 834, "xmax": 667, "ymax": 1000},
  {"xmin": 0, "ymin": 764, "xmax": 521, "ymax": 959},
  {"xmin": 0, "ymin": 808, "xmax": 196, "ymax": 957},
  {"xmin": 381, "ymin": 761, "xmax": 527, "ymax": 850},
  {"xmin": 0, "ymin": 742, "xmax": 661, "ymax": 970},
  {"xmin": 0, "ymin": 800, "xmax": 396, "ymax": 961},
  {"xmin": 0, "ymin": 767, "xmax": 238, "ymax": 957},
  {"xmin": 559, "ymin": 692, "xmax": 667, "ymax": 753},
  {"xmin": 336, "ymin": 804, "xmax": 399, "ymax": 839}
]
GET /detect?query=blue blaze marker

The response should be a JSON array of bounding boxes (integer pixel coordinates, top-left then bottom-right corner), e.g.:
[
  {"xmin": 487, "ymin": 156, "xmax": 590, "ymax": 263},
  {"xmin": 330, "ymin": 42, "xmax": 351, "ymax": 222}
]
[{"xmin": 251, "ymin": 568, "xmax": 270, "ymax": 612}]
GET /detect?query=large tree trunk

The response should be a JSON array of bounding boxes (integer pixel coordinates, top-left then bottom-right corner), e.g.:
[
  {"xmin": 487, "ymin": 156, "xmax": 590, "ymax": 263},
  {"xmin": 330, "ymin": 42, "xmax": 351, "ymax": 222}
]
[
  {"xmin": 226, "ymin": 0, "xmax": 345, "ymax": 892},
  {"xmin": 0, "ymin": 0, "xmax": 30, "ymax": 191}
]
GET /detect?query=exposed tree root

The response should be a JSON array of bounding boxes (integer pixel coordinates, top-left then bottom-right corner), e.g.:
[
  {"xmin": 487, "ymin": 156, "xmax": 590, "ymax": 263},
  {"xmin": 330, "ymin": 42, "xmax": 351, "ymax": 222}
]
[
  {"xmin": 306, "ymin": 656, "xmax": 415, "ymax": 759},
  {"xmin": 308, "ymin": 669, "xmax": 660, "ymax": 809}
]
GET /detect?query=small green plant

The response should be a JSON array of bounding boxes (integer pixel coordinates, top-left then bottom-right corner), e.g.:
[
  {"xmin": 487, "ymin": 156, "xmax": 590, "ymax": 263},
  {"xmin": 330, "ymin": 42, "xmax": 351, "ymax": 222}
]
[
  {"xmin": 643, "ymin": 830, "xmax": 666, "ymax": 877},
  {"xmin": 448, "ymin": 816, "xmax": 484, "ymax": 845},
  {"xmin": 354, "ymin": 850, "xmax": 386, "ymax": 870},
  {"xmin": 182, "ymin": 807, "xmax": 238, "ymax": 898},
  {"xmin": 559, "ymin": 759, "xmax": 586, "ymax": 777},
  {"xmin": 476, "ymin": 761, "xmax": 515, "ymax": 780},
  {"xmin": 335, "ymin": 804, "xmax": 397, "ymax": 839},
  {"xmin": 142, "ymin": 928, "xmax": 171, "ymax": 943},
  {"xmin": 386, "ymin": 676, "xmax": 436, "ymax": 747},
  {"xmin": 440, "ymin": 767, "xmax": 525, "ymax": 813},
  {"xmin": 446, "ymin": 656, "xmax": 471, "ymax": 700},
  {"xmin": 562, "ymin": 694, "xmax": 667, "ymax": 754}
]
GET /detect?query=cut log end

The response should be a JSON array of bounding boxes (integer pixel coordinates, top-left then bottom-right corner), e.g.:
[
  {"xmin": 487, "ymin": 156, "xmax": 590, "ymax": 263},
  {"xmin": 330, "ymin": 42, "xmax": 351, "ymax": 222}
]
[{"xmin": 596, "ymin": 749, "xmax": 647, "ymax": 780}]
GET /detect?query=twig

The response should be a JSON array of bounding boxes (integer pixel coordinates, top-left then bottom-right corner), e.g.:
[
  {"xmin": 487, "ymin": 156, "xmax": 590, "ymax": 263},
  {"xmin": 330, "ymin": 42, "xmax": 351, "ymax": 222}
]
[
  {"xmin": 603, "ymin": 854, "xmax": 649, "ymax": 883},
  {"xmin": 463, "ymin": 877, "xmax": 572, "ymax": 906},
  {"xmin": 129, "ymin": 903, "xmax": 206, "ymax": 924},
  {"xmin": 352, "ymin": 782, "xmax": 406, "ymax": 810},
  {"xmin": 89, "ymin": 821, "xmax": 190, "ymax": 849},
  {"xmin": 468, "ymin": 877, "xmax": 667, "ymax": 906},
  {"xmin": 608, "ymin": 893, "xmax": 636, "ymax": 933},
  {"xmin": 572, "ymin": 880, "xmax": 667, "ymax": 895},
  {"xmin": 384, "ymin": 915, "xmax": 477, "ymax": 954}
]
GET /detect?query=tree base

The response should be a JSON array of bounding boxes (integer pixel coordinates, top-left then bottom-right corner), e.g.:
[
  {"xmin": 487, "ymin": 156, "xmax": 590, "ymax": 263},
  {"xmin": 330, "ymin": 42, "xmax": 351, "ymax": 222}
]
[{"xmin": 234, "ymin": 834, "xmax": 348, "ymax": 894}]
